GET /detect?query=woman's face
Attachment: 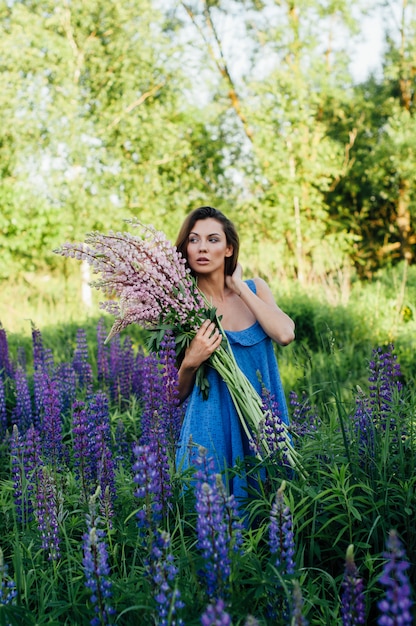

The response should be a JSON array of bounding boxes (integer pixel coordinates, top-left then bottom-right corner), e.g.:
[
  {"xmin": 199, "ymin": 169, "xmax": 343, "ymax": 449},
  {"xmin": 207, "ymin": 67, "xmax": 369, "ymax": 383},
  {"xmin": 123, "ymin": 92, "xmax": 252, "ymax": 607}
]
[{"xmin": 186, "ymin": 218, "xmax": 233, "ymax": 275}]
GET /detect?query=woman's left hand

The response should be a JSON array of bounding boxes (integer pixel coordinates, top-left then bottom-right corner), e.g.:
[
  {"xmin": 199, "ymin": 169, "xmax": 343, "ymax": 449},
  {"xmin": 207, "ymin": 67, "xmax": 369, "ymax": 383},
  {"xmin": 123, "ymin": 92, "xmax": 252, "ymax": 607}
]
[{"xmin": 225, "ymin": 263, "xmax": 244, "ymax": 296}]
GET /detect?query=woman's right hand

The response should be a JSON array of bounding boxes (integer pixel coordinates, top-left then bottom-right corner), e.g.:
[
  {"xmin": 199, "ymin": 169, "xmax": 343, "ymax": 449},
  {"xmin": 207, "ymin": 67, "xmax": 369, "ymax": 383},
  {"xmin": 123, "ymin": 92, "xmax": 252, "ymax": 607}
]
[
  {"xmin": 177, "ymin": 319, "xmax": 222, "ymax": 402},
  {"xmin": 183, "ymin": 319, "xmax": 222, "ymax": 370}
]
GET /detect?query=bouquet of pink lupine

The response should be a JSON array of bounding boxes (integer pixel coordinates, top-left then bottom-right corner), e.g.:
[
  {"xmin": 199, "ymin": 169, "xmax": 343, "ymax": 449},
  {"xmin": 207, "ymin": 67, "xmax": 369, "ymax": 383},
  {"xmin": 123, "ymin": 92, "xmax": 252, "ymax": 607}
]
[{"xmin": 54, "ymin": 219, "xmax": 304, "ymax": 473}]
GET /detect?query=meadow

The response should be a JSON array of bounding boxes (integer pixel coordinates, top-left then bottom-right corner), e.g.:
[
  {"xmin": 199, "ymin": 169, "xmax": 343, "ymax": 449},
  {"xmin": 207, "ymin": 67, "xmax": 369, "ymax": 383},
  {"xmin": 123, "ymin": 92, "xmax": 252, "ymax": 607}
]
[{"xmin": 0, "ymin": 263, "xmax": 415, "ymax": 625}]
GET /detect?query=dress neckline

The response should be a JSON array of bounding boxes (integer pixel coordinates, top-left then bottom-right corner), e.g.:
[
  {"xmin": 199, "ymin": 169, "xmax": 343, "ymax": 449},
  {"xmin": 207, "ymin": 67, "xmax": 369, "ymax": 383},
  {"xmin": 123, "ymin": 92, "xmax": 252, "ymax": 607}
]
[{"xmin": 224, "ymin": 320, "xmax": 260, "ymax": 335}]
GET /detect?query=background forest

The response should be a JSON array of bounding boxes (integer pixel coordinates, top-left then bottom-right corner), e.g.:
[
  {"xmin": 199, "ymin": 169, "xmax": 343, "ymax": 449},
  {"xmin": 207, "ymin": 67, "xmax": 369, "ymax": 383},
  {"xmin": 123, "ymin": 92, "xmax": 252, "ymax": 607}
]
[{"xmin": 1, "ymin": 0, "xmax": 415, "ymax": 302}]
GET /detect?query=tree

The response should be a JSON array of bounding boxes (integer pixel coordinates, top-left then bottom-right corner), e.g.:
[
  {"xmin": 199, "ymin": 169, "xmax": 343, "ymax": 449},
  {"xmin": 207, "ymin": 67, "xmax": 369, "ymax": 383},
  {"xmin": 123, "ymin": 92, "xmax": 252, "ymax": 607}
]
[
  {"xmin": 0, "ymin": 0, "xmax": 238, "ymax": 280},
  {"xmin": 324, "ymin": 0, "xmax": 416, "ymax": 277},
  {"xmin": 175, "ymin": 0, "xmax": 369, "ymax": 284}
]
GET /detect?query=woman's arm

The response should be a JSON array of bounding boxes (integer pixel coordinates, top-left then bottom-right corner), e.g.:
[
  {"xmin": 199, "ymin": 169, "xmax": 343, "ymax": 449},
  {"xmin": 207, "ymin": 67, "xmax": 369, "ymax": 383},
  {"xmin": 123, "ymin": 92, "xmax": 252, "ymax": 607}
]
[
  {"xmin": 177, "ymin": 319, "xmax": 222, "ymax": 401},
  {"xmin": 226, "ymin": 264, "xmax": 295, "ymax": 346}
]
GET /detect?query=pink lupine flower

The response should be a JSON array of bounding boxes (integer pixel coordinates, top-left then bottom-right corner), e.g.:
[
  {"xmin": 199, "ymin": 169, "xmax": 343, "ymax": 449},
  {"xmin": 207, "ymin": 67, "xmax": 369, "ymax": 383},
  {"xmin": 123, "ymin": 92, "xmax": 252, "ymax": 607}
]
[{"xmin": 55, "ymin": 221, "xmax": 205, "ymax": 341}]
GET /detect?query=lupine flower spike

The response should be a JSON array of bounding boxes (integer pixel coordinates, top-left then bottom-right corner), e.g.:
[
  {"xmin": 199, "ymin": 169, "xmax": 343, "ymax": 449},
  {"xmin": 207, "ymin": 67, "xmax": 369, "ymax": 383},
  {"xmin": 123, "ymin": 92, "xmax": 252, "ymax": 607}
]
[
  {"xmin": 269, "ymin": 481, "xmax": 295, "ymax": 575},
  {"xmin": 35, "ymin": 467, "xmax": 61, "ymax": 561},
  {"xmin": 291, "ymin": 580, "xmax": 308, "ymax": 626},
  {"xmin": 133, "ymin": 431, "xmax": 172, "ymax": 534},
  {"xmin": 147, "ymin": 529, "xmax": 184, "ymax": 626},
  {"xmin": 0, "ymin": 376, "xmax": 8, "ymax": 438},
  {"xmin": 0, "ymin": 322, "xmax": 13, "ymax": 380},
  {"xmin": 0, "ymin": 547, "xmax": 17, "ymax": 607},
  {"xmin": 341, "ymin": 545, "xmax": 365, "ymax": 625},
  {"xmin": 267, "ymin": 481, "xmax": 296, "ymax": 621},
  {"xmin": 82, "ymin": 488, "xmax": 115, "ymax": 626},
  {"xmin": 201, "ymin": 598, "xmax": 232, "ymax": 626},
  {"xmin": 194, "ymin": 447, "xmax": 243, "ymax": 600},
  {"xmin": 377, "ymin": 530, "xmax": 413, "ymax": 626}
]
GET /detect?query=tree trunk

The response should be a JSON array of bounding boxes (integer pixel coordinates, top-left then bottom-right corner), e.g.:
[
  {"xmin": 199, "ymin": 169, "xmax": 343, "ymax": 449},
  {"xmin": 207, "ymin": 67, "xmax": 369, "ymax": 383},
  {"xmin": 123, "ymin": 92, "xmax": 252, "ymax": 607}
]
[{"xmin": 396, "ymin": 178, "xmax": 414, "ymax": 263}]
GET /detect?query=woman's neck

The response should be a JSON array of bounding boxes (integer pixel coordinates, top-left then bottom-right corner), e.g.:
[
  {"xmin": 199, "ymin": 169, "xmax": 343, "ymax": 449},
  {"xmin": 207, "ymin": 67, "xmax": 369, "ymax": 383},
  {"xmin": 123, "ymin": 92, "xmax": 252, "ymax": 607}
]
[{"xmin": 196, "ymin": 274, "xmax": 228, "ymax": 304}]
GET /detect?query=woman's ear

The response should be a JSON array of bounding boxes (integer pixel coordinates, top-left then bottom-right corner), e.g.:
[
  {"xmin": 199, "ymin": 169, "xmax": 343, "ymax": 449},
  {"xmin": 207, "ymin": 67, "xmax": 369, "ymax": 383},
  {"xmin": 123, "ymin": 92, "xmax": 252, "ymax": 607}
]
[{"xmin": 225, "ymin": 245, "xmax": 233, "ymax": 258}]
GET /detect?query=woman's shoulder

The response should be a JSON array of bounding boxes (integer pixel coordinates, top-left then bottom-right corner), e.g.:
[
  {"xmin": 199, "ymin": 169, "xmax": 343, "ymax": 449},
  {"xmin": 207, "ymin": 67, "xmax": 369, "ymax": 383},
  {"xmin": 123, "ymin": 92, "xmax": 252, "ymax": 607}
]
[{"xmin": 245, "ymin": 276, "xmax": 271, "ymax": 293}]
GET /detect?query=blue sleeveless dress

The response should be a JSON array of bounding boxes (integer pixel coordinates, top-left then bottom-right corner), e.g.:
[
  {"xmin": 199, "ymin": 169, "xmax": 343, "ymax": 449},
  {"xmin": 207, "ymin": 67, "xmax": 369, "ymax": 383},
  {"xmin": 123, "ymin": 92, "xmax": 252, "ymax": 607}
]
[{"xmin": 176, "ymin": 280, "xmax": 290, "ymax": 500}]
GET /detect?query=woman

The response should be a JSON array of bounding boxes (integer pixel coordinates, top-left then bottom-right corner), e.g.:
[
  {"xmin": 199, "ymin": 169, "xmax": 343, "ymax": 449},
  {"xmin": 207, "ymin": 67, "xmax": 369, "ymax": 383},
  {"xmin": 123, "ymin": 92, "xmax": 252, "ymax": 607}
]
[{"xmin": 175, "ymin": 206, "xmax": 295, "ymax": 499}]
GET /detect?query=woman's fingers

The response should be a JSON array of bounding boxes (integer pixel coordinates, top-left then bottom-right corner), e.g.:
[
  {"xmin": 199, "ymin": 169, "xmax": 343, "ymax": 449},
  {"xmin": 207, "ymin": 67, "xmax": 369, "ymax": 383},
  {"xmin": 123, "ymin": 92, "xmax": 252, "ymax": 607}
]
[
  {"xmin": 199, "ymin": 319, "xmax": 217, "ymax": 338},
  {"xmin": 195, "ymin": 320, "xmax": 222, "ymax": 352}
]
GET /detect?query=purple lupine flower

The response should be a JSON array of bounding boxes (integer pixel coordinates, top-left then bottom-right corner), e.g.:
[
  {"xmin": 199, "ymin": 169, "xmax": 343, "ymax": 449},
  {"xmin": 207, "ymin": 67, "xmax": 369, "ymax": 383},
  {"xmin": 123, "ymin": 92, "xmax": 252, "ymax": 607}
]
[
  {"xmin": 138, "ymin": 353, "xmax": 164, "ymax": 445},
  {"xmin": 377, "ymin": 530, "xmax": 413, "ymax": 626},
  {"xmin": 269, "ymin": 481, "xmax": 295, "ymax": 575},
  {"xmin": 16, "ymin": 345, "xmax": 26, "ymax": 370},
  {"xmin": 148, "ymin": 418, "xmax": 172, "ymax": 513},
  {"xmin": 96, "ymin": 318, "xmax": 110, "ymax": 387},
  {"xmin": 56, "ymin": 362, "xmax": 78, "ymax": 414},
  {"xmin": 73, "ymin": 393, "xmax": 115, "ymax": 507},
  {"xmin": 0, "ymin": 322, "xmax": 13, "ymax": 380},
  {"xmin": 254, "ymin": 386, "xmax": 290, "ymax": 466},
  {"xmin": 24, "ymin": 423, "xmax": 43, "ymax": 502},
  {"xmin": 73, "ymin": 328, "xmax": 93, "ymax": 391},
  {"xmin": 216, "ymin": 484, "xmax": 244, "ymax": 557},
  {"xmin": 119, "ymin": 335, "xmax": 134, "ymax": 402},
  {"xmin": 31, "ymin": 325, "xmax": 51, "ymax": 417},
  {"xmin": 108, "ymin": 335, "xmax": 123, "ymax": 404},
  {"xmin": 107, "ymin": 334, "xmax": 135, "ymax": 405},
  {"xmin": 133, "ymin": 425, "xmax": 172, "ymax": 532},
  {"xmin": 88, "ymin": 392, "xmax": 112, "ymax": 449},
  {"xmin": 201, "ymin": 598, "xmax": 232, "ymax": 626},
  {"xmin": 369, "ymin": 345, "xmax": 402, "ymax": 427},
  {"xmin": 267, "ymin": 482, "xmax": 295, "ymax": 622},
  {"xmin": 368, "ymin": 345, "xmax": 402, "ymax": 438},
  {"xmin": 114, "ymin": 419, "xmax": 130, "ymax": 464},
  {"xmin": 10, "ymin": 425, "xmax": 25, "ymax": 522},
  {"xmin": 289, "ymin": 390, "xmax": 320, "ymax": 436},
  {"xmin": 95, "ymin": 432, "xmax": 116, "ymax": 524},
  {"xmin": 35, "ymin": 466, "xmax": 61, "ymax": 560},
  {"xmin": 83, "ymin": 494, "xmax": 115, "ymax": 626},
  {"xmin": 39, "ymin": 375, "xmax": 64, "ymax": 467},
  {"xmin": 0, "ymin": 547, "xmax": 18, "ymax": 606},
  {"xmin": 33, "ymin": 364, "xmax": 47, "ymax": 426},
  {"xmin": 133, "ymin": 443, "xmax": 160, "ymax": 530},
  {"xmin": 0, "ymin": 375, "xmax": 7, "ymax": 436},
  {"xmin": 147, "ymin": 529, "xmax": 184, "ymax": 626},
  {"xmin": 131, "ymin": 348, "xmax": 146, "ymax": 398},
  {"xmin": 291, "ymin": 580, "xmax": 308, "ymax": 625},
  {"xmin": 11, "ymin": 365, "xmax": 33, "ymax": 432},
  {"xmin": 10, "ymin": 424, "xmax": 42, "ymax": 524},
  {"xmin": 194, "ymin": 447, "xmax": 243, "ymax": 600},
  {"xmin": 72, "ymin": 401, "xmax": 96, "ymax": 501},
  {"xmin": 353, "ymin": 346, "xmax": 404, "ymax": 468},
  {"xmin": 158, "ymin": 331, "xmax": 183, "ymax": 457},
  {"xmin": 341, "ymin": 545, "xmax": 366, "ymax": 625},
  {"xmin": 86, "ymin": 393, "xmax": 116, "ymax": 518},
  {"xmin": 352, "ymin": 386, "xmax": 375, "ymax": 464},
  {"xmin": 31, "ymin": 323, "xmax": 45, "ymax": 368}
]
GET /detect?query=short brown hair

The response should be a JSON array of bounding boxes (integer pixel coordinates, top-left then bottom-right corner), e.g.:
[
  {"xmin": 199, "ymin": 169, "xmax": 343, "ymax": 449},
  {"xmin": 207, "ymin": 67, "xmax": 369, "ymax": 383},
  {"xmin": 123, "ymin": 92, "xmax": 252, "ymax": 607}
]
[{"xmin": 175, "ymin": 206, "xmax": 239, "ymax": 276}]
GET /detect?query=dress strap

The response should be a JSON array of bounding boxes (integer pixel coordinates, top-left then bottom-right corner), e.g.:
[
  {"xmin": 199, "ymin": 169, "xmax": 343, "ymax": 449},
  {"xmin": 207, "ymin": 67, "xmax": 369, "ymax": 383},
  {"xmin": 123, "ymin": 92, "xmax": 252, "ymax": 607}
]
[{"xmin": 245, "ymin": 279, "xmax": 257, "ymax": 294}]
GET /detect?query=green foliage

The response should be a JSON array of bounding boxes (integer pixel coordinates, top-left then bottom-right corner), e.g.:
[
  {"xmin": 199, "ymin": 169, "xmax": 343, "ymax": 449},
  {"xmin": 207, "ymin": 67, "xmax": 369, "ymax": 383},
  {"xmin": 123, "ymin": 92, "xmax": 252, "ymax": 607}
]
[
  {"xmin": 1, "ymin": 0, "xmax": 415, "ymax": 285},
  {"xmin": 1, "ymin": 290, "xmax": 416, "ymax": 623}
]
